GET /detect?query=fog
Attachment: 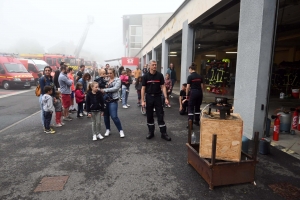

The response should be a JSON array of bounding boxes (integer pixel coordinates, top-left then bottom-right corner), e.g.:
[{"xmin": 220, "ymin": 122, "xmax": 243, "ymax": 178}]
[{"xmin": 0, "ymin": 0, "xmax": 183, "ymax": 64}]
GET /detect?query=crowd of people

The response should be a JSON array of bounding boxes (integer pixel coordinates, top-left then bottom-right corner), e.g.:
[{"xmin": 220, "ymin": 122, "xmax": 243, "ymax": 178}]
[{"xmin": 38, "ymin": 60, "xmax": 204, "ymax": 142}]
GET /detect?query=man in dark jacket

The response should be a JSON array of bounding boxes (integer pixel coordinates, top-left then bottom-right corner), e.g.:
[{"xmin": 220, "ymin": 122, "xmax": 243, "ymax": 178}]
[
  {"xmin": 118, "ymin": 66, "xmax": 124, "ymax": 78},
  {"xmin": 54, "ymin": 62, "xmax": 65, "ymax": 90},
  {"xmin": 76, "ymin": 64, "xmax": 85, "ymax": 83}
]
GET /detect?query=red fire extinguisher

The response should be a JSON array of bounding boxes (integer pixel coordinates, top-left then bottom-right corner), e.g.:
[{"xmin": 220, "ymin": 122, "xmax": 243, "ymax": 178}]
[
  {"xmin": 291, "ymin": 108, "xmax": 299, "ymax": 130},
  {"xmin": 273, "ymin": 114, "xmax": 280, "ymax": 141}
]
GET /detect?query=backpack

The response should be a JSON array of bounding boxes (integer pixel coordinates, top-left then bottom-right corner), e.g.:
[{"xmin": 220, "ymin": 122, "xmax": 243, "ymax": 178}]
[{"xmin": 35, "ymin": 77, "xmax": 46, "ymax": 97}]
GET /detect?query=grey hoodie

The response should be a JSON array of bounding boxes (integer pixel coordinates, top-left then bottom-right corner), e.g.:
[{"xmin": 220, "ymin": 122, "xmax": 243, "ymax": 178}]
[{"xmin": 42, "ymin": 94, "xmax": 54, "ymax": 112}]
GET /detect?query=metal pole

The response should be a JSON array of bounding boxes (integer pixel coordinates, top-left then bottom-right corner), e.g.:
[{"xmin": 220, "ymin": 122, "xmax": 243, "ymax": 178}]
[
  {"xmin": 211, "ymin": 134, "xmax": 217, "ymax": 165},
  {"xmin": 253, "ymin": 132, "xmax": 259, "ymax": 161},
  {"xmin": 188, "ymin": 120, "xmax": 192, "ymax": 144}
]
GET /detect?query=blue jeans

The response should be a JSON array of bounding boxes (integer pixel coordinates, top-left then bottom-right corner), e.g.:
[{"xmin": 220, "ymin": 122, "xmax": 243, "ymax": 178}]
[
  {"xmin": 77, "ymin": 102, "xmax": 84, "ymax": 116},
  {"xmin": 44, "ymin": 111, "xmax": 52, "ymax": 130},
  {"xmin": 122, "ymin": 85, "xmax": 129, "ymax": 106},
  {"xmin": 104, "ymin": 101, "xmax": 123, "ymax": 131},
  {"xmin": 39, "ymin": 95, "xmax": 44, "ymax": 126}
]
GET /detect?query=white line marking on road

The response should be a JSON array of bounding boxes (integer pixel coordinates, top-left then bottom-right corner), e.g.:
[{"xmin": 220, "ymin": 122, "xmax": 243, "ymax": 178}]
[
  {"xmin": 0, "ymin": 89, "xmax": 35, "ymax": 99},
  {"xmin": 0, "ymin": 110, "xmax": 41, "ymax": 133}
]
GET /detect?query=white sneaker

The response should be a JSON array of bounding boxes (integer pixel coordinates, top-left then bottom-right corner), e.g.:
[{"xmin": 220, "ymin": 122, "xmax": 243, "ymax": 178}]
[
  {"xmin": 61, "ymin": 122, "xmax": 65, "ymax": 125},
  {"xmin": 123, "ymin": 105, "xmax": 128, "ymax": 109},
  {"xmin": 55, "ymin": 124, "xmax": 62, "ymax": 127},
  {"xmin": 93, "ymin": 135, "xmax": 97, "ymax": 141},
  {"xmin": 79, "ymin": 113, "xmax": 83, "ymax": 117},
  {"xmin": 97, "ymin": 133, "xmax": 104, "ymax": 140},
  {"xmin": 120, "ymin": 130, "xmax": 125, "ymax": 138},
  {"xmin": 126, "ymin": 104, "xmax": 130, "ymax": 107},
  {"xmin": 104, "ymin": 129, "xmax": 110, "ymax": 137}
]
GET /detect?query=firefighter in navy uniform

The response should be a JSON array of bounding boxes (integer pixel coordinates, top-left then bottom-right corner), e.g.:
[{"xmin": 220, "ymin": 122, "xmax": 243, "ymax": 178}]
[
  {"xmin": 141, "ymin": 60, "xmax": 171, "ymax": 141},
  {"xmin": 186, "ymin": 63, "xmax": 204, "ymax": 127}
]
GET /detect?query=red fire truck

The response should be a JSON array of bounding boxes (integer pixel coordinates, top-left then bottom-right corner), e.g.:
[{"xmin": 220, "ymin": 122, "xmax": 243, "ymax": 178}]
[
  {"xmin": 20, "ymin": 54, "xmax": 80, "ymax": 74},
  {"xmin": 0, "ymin": 54, "xmax": 34, "ymax": 89}
]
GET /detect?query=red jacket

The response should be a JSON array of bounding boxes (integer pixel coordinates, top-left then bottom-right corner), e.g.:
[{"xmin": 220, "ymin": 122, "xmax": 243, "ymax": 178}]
[{"xmin": 75, "ymin": 89, "xmax": 85, "ymax": 103}]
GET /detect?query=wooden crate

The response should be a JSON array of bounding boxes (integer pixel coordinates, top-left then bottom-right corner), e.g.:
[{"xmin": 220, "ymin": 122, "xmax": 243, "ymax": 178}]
[{"xmin": 199, "ymin": 112, "xmax": 243, "ymax": 162}]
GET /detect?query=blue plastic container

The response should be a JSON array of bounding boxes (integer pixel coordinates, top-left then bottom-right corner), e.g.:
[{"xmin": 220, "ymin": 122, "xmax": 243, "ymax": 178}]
[
  {"xmin": 242, "ymin": 136, "xmax": 249, "ymax": 153},
  {"xmin": 259, "ymin": 138, "xmax": 270, "ymax": 155}
]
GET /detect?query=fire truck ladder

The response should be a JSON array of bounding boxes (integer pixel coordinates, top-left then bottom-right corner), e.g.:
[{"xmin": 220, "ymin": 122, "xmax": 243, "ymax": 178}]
[{"xmin": 74, "ymin": 16, "xmax": 94, "ymax": 58}]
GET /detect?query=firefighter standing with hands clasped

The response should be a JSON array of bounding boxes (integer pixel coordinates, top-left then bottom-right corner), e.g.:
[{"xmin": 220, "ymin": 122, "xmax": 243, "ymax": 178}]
[
  {"xmin": 186, "ymin": 63, "xmax": 204, "ymax": 127},
  {"xmin": 141, "ymin": 60, "xmax": 171, "ymax": 141}
]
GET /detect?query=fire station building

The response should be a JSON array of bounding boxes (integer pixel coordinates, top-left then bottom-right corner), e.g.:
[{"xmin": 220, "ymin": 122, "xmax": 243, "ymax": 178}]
[{"xmin": 134, "ymin": 0, "xmax": 300, "ymax": 140}]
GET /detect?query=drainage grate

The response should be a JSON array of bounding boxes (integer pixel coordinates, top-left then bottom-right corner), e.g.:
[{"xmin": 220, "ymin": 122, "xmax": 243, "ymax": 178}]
[
  {"xmin": 269, "ymin": 182, "xmax": 300, "ymax": 200},
  {"xmin": 34, "ymin": 176, "xmax": 69, "ymax": 192}
]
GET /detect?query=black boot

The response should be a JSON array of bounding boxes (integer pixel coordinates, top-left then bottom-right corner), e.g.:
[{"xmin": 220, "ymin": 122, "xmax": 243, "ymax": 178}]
[
  {"xmin": 161, "ymin": 133, "xmax": 171, "ymax": 141},
  {"xmin": 146, "ymin": 132, "xmax": 154, "ymax": 139}
]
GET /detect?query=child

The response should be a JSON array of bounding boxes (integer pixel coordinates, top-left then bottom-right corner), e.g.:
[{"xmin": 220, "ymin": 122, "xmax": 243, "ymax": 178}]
[
  {"xmin": 95, "ymin": 68, "xmax": 112, "ymax": 102},
  {"xmin": 164, "ymin": 73, "xmax": 172, "ymax": 108},
  {"xmin": 54, "ymin": 91, "xmax": 63, "ymax": 126},
  {"xmin": 86, "ymin": 82, "xmax": 105, "ymax": 141},
  {"xmin": 120, "ymin": 70, "xmax": 130, "ymax": 92},
  {"xmin": 42, "ymin": 86, "xmax": 55, "ymax": 134},
  {"xmin": 135, "ymin": 76, "xmax": 142, "ymax": 106},
  {"xmin": 75, "ymin": 82, "xmax": 85, "ymax": 117},
  {"xmin": 179, "ymin": 83, "xmax": 188, "ymax": 115},
  {"xmin": 94, "ymin": 69, "xmax": 107, "ymax": 89}
]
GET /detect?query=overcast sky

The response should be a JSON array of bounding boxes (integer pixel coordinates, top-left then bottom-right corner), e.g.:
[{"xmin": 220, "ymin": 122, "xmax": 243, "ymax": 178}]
[{"xmin": 0, "ymin": 0, "xmax": 184, "ymax": 63}]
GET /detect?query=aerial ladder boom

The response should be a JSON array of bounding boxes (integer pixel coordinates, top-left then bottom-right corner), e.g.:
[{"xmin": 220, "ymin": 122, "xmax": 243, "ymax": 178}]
[{"xmin": 74, "ymin": 16, "xmax": 94, "ymax": 58}]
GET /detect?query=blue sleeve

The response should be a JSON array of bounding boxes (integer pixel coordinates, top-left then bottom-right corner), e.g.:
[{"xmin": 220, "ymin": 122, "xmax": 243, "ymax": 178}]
[
  {"xmin": 62, "ymin": 75, "xmax": 73, "ymax": 86},
  {"xmin": 39, "ymin": 77, "xmax": 46, "ymax": 95}
]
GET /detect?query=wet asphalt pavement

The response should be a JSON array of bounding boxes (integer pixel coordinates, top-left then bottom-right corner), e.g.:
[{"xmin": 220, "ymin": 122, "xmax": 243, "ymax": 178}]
[{"xmin": 0, "ymin": 86, "xmax": 300, "ymax": 200}]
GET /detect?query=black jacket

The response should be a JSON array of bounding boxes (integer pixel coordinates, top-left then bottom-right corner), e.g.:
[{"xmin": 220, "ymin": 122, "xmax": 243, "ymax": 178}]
[
  {"xmin": 54, "ymin": 70, "xmax": 60, "ymax": 89},
  {"xmin": 86, "ymin": 91, "xmax": 104, "ymax": 113},
  {"xmin": 94, "ymin": 77, "xmax": 107, "ymax": 88}
]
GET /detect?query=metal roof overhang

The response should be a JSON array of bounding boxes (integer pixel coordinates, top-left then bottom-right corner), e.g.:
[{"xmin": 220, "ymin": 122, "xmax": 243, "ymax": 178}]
[{"xmin": 104, "ymin": 58, "xmax": 121, "ymax": 62}]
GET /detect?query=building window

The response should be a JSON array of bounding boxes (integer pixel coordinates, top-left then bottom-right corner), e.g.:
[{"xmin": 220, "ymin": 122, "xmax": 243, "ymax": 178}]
[
  {"xmin": 129, "ymin": 25, "xmax": 142, "ymax": 49},
  {"xmin": 130, "ymin": 43, "xmax": 142, "ymax": 48},
  {"xmin": 130, "ymin": 26, "xmax": 142, "ymax": 36}
]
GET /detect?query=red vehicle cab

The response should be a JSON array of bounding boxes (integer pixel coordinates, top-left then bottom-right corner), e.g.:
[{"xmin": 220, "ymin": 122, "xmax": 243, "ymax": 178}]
[
  {"xmin": 0, "ymin": 56, "xmax": 34, "ymax": 90},
  {"xmin": 43, "ymin": 54, "xmax": 63, "ymax": 75}
]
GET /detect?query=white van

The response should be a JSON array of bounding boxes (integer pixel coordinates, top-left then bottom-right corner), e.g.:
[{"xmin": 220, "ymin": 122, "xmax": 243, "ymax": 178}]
[{"xmin": 24, "ymin": 59, "xmax": 49, "ymax": 86}]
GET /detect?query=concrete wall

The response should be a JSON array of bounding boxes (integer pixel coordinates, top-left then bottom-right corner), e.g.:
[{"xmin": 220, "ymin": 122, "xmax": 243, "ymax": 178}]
[
  {"xmin": 234, "ymin": 0, "xmax": 277, "ymax": 139},
  {"xmin": 129, "ymin": 49, "xmax": 141, "ymax": 58},
  {"xmin": 137, "ymin": 0, "xmax": 221, "ymax": 57},
  {"xmin": 142, "ymin": 13, "xmax": 172, "ymax": 46}
]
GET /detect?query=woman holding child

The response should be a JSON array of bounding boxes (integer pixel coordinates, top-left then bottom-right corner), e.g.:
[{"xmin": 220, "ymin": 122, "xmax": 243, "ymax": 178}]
[{"xmin": 100, "ymin": 67, "xmax": 125, "ymax": 138}]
